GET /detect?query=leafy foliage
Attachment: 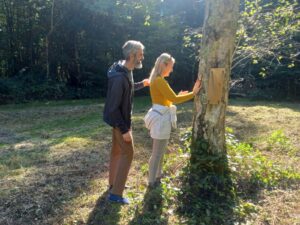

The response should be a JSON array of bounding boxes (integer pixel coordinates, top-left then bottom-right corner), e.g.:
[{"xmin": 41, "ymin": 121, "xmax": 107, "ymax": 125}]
[
  {"xmin": 231, "ymin": 0, "xmax": 300, "ymax": 99},
  {"xmin": 234, "ymin": 0, "xmax": 299, "ymax": 72},
  {"xmin": 177, "ymin": 127, "xmax": 300, "ymax": 225},
  {"xmin": 0, "ymin": 0, "xmax": 299, "ymax": 103},
  {"xmin": 266, "ymin": 129, "xmax": 297, "ymax": 155}
]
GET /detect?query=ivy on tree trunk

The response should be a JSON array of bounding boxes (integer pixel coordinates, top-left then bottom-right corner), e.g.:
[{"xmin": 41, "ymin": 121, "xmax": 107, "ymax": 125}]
[{"xmin": 178, "ymin": 1, "xmax": 240, "ymax": 223}]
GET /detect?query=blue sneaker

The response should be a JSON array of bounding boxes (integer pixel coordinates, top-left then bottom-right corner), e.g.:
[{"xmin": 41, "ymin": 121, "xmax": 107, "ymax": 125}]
[{"xmin": 108, "ymin": 193, "xmax": 130, "ymax": 204}]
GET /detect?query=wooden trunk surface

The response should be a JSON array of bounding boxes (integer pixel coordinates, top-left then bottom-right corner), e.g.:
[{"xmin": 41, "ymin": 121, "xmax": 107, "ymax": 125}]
[{"xmin": 193, "ymin": 0, "xmax": 239, "ymax": 154}]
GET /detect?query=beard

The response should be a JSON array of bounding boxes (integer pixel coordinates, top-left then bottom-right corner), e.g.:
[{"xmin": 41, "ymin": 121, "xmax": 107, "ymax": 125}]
[
  {"xmin": 134, "ymin": 55, "xmax": 143, "ymax": 69},
  {"xmin": 135, "ymin": 61, "xmax": 143, "ymax": 69}
]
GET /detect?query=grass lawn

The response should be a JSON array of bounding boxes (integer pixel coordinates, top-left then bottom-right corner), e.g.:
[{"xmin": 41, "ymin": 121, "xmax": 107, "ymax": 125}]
[{"xmin": 0, "ymin": 97, "xmax": 299, "ymax": 225}]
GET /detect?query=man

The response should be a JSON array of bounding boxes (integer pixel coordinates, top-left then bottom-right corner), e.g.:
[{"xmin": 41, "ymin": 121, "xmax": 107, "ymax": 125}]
[{"xmin": 103, "ymin": 40, "xmax": 149, "ymax": 204}]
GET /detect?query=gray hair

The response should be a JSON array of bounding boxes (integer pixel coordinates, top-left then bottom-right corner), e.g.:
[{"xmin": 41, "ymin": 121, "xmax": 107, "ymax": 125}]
[
  {"xmin": 149, "ymin": 53, "xmax": 175, "ymax": 83},
  {"xmin": 122, "ymin": 40, "xmax": 145, "ymax": 60}
]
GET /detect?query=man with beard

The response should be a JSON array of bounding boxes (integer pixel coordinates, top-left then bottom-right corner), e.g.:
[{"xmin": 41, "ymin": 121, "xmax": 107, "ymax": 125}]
[{"xmin": 103, "ymin": 40, "xmax": 149, "ymax": 204}]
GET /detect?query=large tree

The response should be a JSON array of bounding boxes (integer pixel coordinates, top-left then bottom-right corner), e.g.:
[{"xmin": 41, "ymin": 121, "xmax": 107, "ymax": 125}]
[
  {"xmin": 179, "ymin": 1, "xmax": 240, "ymax": 223},
  {"xmin": 192, "ymin": 0, "xmax": 240, "ymax": 157}
]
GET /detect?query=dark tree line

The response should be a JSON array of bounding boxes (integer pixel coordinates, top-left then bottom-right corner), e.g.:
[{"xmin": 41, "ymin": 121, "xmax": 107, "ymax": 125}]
[{"xmin": 0, "ymin": 0, "xmax": 299, "ymax": 103}]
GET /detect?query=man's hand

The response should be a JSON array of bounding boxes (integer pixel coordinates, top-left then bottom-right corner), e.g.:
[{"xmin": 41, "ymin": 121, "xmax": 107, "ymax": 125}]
[
  {"xmin": 143, "ymin": 79, "xmax": 150, "ymax": 87},
  {"xmin": 122, "ymin": 130, "xmax": 132, "ymax": 143}
]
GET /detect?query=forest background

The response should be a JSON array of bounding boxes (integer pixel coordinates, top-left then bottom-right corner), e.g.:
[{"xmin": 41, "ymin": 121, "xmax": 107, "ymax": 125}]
[{"xmin": 0, "ymin": 0, "xmax": 299, "ymax": 104}]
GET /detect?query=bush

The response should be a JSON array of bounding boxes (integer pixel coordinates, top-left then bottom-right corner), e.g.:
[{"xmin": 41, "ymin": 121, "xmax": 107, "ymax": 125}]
[
  {"xmin": 0, "ymin": 73, "xmax": 67, "ymax": 103},
  {"xmin": 0, "ymin": 78, "xmax": 15, "ymax": 104},
  {"xmin": 0, "ymin": 71, "xmax": 108, "ymax": 104}
]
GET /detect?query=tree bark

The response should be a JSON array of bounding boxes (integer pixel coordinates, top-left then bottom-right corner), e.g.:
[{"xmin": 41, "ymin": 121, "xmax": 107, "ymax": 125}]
[
  {"xmin": 192, "ymin": 0, "xmax": 239, "ymax": 155},
  {"xmin": 3, "ymin": 0, "xmax": 16, "ymax": 76},
  {"xmin": 46, "ymin": 0, "xmax": 55, "ymax": 79}
]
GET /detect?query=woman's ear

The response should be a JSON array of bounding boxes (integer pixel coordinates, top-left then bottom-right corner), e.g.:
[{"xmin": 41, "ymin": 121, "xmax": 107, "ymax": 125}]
[{"xmin": 160, "ymin": 63, "xmax": 166, "ymax": 75}]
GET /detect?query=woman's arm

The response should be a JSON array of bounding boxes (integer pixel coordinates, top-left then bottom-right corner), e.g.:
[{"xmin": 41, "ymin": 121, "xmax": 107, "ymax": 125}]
[{"xmin": 155, "ymin": 78, "xmax": 194, "ymax": 104}]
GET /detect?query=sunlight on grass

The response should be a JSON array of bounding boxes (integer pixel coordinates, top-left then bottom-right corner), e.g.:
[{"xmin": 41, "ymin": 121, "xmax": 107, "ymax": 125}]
[
  {"xmin": 0, "ymin": 164, "xmax": 38, "ymax": 182},
  {"xmin": 227, "ymin": 103, "xmax": 300, "ymax": 142},
  {"xmin": 0, "ymin": 99, "xmax": 104, "ymax": 111},
  {"xmin": 58, "ymin": 179, "xmax": 109, "ymax": 224},
  {"xmin": 1, "ymin": 98, "xmax": 299, "ymax": 225},
  {"xmin": 48, "ymin": 135, "xmax": 104, "ymax": 160},
  {"xmin": 13, "ymin": 141, "xmax": 35, "ymax": 150},
  {"xmin": 0, "ymin": 147, "xmax": 48, "ymax": 172},
  {"xmin": 63, "ymin": 136, "xmax": 92, "ymax": 147}
]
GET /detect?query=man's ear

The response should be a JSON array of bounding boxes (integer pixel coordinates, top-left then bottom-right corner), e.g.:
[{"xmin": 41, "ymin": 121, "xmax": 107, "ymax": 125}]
[{"xmin": 129, "ymin": 52, "xmax": 135, "ymax": 62}]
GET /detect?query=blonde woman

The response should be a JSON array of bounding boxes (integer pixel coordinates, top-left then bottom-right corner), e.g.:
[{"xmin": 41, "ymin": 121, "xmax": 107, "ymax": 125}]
[{"xmin": 144, "ymin": 53, "xmax": 201, "ymax": 187}]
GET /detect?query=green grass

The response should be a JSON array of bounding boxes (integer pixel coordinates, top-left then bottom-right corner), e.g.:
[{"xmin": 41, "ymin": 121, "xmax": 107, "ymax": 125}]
[
  {"xmin": 0, "ymin": 143, "xmax": 7, "ymax": 148},
  {"xmin": 0, "ymin": 98, "xmax": 103, "ymax": 110},
  {"xmin": 25, "ymin": 111, "xmax": 103, "ymax": 140},
  {"xmin": 0, "ymin": 97, "xmax": 299, "ymax": 225}
]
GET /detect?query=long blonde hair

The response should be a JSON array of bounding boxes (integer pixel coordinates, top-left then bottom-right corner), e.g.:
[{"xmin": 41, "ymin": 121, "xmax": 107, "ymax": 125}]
[{"xmin": 149, "ymin": 53, "xmax": 175, "ymax": 83}]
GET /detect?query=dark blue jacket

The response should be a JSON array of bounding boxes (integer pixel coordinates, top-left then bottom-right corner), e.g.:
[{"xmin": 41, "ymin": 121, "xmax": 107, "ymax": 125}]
[{"xmin": 103, "ymin": 61, "xmax": 144, "ymax": 134}]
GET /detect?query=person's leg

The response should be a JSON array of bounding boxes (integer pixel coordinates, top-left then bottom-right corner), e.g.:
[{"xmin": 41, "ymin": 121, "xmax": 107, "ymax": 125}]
[
  {"xmin": 148, "ymin": 138, "xmax": 168, "ymax": 185},
  {"xmin": 155, "ymin": 139, "xmax": 168, "ymax": 180},
  {"xmin": 108, "ymin": 128, "xmax": 121, "ymax": 188},
  {"xmin": 110, "ymin": 128, "xmax": 134, "ymax": 196}
]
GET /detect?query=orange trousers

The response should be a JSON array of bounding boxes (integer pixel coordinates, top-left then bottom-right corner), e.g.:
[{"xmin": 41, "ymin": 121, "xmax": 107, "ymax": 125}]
[{"xmin": 109, "ymin": 128, "xmax": 134, "ymax": 196}]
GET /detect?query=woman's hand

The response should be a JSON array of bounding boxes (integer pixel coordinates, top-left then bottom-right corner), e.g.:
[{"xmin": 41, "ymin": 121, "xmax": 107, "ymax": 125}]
[
  {"xmin": 192, "ymin": 79, "xmax": 201, "ymax": 95},
  {"xmin": 178, "ymin": 90, "xmax": 189, "ymax": 95}
]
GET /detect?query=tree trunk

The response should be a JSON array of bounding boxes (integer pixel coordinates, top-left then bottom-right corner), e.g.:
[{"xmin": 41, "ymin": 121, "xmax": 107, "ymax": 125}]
[
  {"xmin": 66, "ymin": 31, "xmax": 81, "ymax": 86},
  {"xmin": 178, "ymin": 1, "xmax": 240, "ymax": 222},
  {"xmin": 46, "ymin": 0, "xmax": 55, "ymax": 79},
  {"xmin": 192, "ymin": 0, "xmax": 239, "ymax": 158},
  {"xmin": 3, "ymin": 0, "xmax": 16, "ymax": 76}
]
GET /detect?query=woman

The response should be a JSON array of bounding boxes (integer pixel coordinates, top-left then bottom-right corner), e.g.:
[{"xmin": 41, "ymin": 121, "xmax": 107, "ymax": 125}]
[{"xmin": 144, "ymin": 53, "xmax": 201, "ymax": 187}]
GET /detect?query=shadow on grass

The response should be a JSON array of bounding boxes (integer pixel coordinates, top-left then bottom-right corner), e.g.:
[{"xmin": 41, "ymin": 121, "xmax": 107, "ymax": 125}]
[
  {"xmin": 129, "ymin": 185, "xmax": 167, "ymax": 225},
  {"xmin": 228, "ymin": 98, "xmax": 300, "ymax": 113},
  {"xmin": 225, "ymin": 108, "xmax": 262, "ymax": 141},
  {"xmin": 0, "ymin": 99, "xmax": 155, "ymax": 224},
  {"xmin": 177, "ymin": 141, "xmax": 237, "ymax": 225},
  {"xmin": 0, "ymin": 143, "xmax": 110, "ymax": 225},
  {"xmin": 86, "ymin": 190, "xmax": 122, "ymax": 225},
  {"xmin": 177, "ymin": 135, "xmax": 300, "ymax": 225},
  {"xmin": 176, "ymin": 106, "xmax": 262, "ymax": 143},
  {"xmin": 0, "ymin": 112, "xmax": 112, "ymax": 224}
]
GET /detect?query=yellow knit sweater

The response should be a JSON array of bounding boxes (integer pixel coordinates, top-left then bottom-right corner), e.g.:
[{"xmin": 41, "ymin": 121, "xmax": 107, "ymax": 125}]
[{"xmin": 150, "ymin": 76, "xmax": 194, "ymax": 107}]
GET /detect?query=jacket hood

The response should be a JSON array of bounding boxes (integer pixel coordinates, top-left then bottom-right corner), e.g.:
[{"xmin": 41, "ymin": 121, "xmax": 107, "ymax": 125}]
[{"xmin": 107, "ymin": 61, "xmax": 129, "ymax": 78}]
